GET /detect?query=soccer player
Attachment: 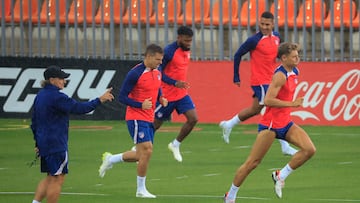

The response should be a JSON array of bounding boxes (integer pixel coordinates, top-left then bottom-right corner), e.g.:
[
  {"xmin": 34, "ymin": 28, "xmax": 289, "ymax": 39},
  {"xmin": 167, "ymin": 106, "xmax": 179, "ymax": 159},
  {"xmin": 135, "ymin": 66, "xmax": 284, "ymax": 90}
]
[
  {"xmin": 224, "ymin": 42, "xmax": 316, "ymax": 202},
  {"xmin": 219, "ymin": 11, "xmax": 297, "ymax": 156},
  {"xmin": 153, "ymin": 26, "xmax": 198, "ymax": 162},
  {"xmin": 98, "ymin": 44, "xmax": 168, "ymax": 198},
  {"xmin": 31, "ymin": 65, "xmax": 114, "ymax": 203}
]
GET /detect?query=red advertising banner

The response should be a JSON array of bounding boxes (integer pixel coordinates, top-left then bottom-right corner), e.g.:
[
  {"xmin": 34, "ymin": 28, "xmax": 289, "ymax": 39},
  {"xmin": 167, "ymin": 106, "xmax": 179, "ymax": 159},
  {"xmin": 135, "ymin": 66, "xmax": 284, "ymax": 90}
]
[{"xmin": 171, "ymin": 61, "xmax": 360, "ymax": 126}]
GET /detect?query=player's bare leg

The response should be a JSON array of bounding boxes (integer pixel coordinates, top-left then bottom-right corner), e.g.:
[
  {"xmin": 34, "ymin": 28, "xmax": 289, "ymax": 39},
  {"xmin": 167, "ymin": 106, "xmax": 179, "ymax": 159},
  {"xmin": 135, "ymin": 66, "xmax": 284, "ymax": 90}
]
[
  {"xmin": 284, "ymin": 124, "xmax": 316, "ymax": 170},
  {"xmin": 176, "ymin": 109, "xmax": 198, "ymax": 142},
  {"xmin": 272, "ymin": 124, "xmax": 316, "ymax": 198},
  {"xmin": 33, "ymin": 177, "xmax": 47, "ymax": 202},
  {"xmin": 225, "ymin": 130, "xmax": 275, "ymax": 202},
  {"xmin": 135, "ymin": 142, "xmax": 153, "ymax": 177},
  {"xmin": 168, "ymin": 109, "xmax": 198, "ymax": 162},
  {"xmin": 238, "ymin": 98, "xmax": 263, "ymax": 121},
  {"xmin": 220, "ymin": 98, "xmax": 262, "ymax": 143},
  {"xmin": 99, "ymin": 142, "xmax": 156, "ymax": 198},
  {"xmin": 153, "ymin": 119, "xmax": 163, "ymax": 131},
  {"xmin": 45, "ymin": 174, "xmax": 65, "ymax": 203},
  {"xmin": 220, "ymin": 98, "xmax": 298, "ymax": 155}
]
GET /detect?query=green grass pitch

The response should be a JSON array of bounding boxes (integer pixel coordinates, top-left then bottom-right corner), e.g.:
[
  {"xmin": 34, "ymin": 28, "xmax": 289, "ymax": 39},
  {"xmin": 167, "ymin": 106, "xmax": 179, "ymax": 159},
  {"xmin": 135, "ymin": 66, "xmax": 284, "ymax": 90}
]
[{"xmin": 0, "ymin": 119, "xmax": 359, "ymax": 203}]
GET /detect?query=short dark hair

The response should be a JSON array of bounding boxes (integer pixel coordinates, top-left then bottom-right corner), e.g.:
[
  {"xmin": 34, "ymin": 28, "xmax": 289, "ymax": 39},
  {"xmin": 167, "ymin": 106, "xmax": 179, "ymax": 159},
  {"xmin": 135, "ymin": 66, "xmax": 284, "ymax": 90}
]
[
  {"xmin": 177, "ymin": 26, "xmax": 193, "ymax": 37},
  {"xmin": 278, "ymin": 42, "xmax": 299, "ymax": 58},
  {"xmin": 261, "ymin": 11, "xmax": 274, "ymax": 20},
  {"xmin": 145, "ymin": 44, "xmax": 164, "ymax": 56}
]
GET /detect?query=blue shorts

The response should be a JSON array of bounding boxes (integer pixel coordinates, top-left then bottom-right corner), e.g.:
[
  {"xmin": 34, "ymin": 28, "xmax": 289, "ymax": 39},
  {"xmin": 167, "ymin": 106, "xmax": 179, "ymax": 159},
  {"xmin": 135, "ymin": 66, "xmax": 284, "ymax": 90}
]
[
  {"xmin": 127, "ymin": 120, "xmax": 155, "ymax": 144},
  {"xmin": 258, "ymin": 121, "xmax": 294, "ymax": 140},
  {"xmin": 155, "ymin": 95, "xmax": 195, "ymax": 120},
  {"xmin": 251, "ymin": 85, "xmax": 269, "ymax": 105},
  {"xmin": 40, "ymin": 151, "xmax": 68, "ymax": 176}
]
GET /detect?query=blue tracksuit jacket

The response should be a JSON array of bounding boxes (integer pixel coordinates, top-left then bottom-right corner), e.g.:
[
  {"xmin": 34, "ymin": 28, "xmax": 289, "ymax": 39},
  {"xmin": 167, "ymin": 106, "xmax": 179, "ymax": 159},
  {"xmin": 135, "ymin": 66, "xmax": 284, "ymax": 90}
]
[{"xmin": 31, "ymin": 84, "xmax": 101, "ymax": 156}]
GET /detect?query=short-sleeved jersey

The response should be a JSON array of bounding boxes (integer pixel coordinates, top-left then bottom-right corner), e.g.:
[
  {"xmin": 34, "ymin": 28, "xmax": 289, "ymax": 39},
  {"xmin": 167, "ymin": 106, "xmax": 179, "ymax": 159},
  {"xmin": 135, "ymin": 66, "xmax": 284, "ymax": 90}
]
[
  {"xmin": 119, "ymin": 63, "xmax": 162, "ymax": 122},
  {"xmin": 259, "ymin": 66, "xmax": 299, "ymax": 128},
  {"xmin": 233, "ymin": 31, "xmax": 281, "ymax": 86},
  {"xmin": 159, "ymin": 41, "xmax": 191, "ymax": 102}
]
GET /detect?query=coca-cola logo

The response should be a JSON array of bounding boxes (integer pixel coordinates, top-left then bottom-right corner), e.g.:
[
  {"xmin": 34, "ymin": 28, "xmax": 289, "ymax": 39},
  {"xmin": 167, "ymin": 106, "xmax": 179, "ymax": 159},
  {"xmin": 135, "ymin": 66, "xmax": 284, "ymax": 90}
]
[{"xmin": 292, "ymin": 69, "xmax": 360, "ymax": 122}]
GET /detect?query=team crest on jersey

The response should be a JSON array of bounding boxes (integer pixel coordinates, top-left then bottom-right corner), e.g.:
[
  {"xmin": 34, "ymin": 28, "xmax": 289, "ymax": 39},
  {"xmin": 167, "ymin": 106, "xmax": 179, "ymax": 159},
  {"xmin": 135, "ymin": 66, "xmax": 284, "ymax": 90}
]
[
  {"xmin": 138, "ymin": 131, "xmax": 145, "ymax": 139},
  {"xmin": 156, "ymin": 112, "xmax": 163, "ymax": 118},
  {"xmin": 157, "ymin": 73, "xmax": 161, "ymax": 80}
]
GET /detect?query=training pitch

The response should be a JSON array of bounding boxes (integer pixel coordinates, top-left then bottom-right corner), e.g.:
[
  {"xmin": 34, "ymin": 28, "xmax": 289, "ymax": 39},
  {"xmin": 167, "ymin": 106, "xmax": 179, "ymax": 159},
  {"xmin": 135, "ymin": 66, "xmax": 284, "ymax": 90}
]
[{"xmin": 0, "ymin": 119, "xmax": 359, "ymax": 203}]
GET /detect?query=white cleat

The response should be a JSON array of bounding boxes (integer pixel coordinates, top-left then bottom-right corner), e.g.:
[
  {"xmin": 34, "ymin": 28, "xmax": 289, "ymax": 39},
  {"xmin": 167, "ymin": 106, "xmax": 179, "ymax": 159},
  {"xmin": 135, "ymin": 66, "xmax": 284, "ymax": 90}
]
[
  {"xmin": 219, "ymin": 121, "xmax": 232, "ymax": 144},
  {"xmin": 282, "ymin": 146, "xmax": 298, "ymax": 156},
  {"xmin": 224, "ymin": 192, "xmax": 236, "ymax": 203},
  {"xmin": 168, "ymin": 142, "xmax": 182, "ymax": 162},
  {"xmin": 136, "ymin": 190, "xmax": 156, "ymax": 198},
  {"xmin": 272, "ymin": 170, "xmax": 285, "ymax": 198},
  {"xmin": 98, "ymin": 152, "xmax": 113, "ymax": 178}
]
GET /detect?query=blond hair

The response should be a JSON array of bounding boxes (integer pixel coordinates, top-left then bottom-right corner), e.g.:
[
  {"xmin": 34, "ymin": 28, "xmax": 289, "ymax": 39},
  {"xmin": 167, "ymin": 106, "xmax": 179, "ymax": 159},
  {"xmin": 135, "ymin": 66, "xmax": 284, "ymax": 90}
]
[{"xmin": 277, "ymin": 42, "xmax": 299, "ymax": 58}]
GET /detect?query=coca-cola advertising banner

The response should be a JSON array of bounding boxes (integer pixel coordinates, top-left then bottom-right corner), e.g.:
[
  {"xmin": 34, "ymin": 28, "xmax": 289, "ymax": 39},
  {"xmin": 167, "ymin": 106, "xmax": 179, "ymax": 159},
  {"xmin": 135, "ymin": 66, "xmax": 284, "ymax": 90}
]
[
  {"xmin": 0, "ymin": 57, "xmax": 359, "ymax": 126},
  {"xmin": 172, "ymin": 61, "xmax": 360, "ymax": 126}
]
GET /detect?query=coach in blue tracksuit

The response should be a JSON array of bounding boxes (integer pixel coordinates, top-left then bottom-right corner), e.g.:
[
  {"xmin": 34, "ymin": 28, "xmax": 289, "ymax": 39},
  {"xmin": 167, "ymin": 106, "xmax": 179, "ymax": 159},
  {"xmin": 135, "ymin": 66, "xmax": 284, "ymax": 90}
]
[{"xmin": 31, "ymin": 65, "xmax": 114, "ymax": 203}]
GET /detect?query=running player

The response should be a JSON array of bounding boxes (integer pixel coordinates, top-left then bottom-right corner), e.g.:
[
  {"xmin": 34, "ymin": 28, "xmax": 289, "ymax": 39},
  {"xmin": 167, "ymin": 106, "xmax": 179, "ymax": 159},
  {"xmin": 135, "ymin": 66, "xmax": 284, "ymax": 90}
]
[
  {"xmin": 224, "ymin": 42, "xmax": 316, "ymax": 202},
  {"xmin": 219, "ymin": 11, "xmax": 297, "ymax": 156}
]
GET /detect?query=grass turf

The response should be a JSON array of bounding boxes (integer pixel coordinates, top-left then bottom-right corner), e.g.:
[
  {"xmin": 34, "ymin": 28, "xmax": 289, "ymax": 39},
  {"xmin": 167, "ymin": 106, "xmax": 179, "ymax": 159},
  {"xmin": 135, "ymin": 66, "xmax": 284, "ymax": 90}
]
[{"xmin": 0, "ymin": 119, "xmax": 359, "ymax": 203}]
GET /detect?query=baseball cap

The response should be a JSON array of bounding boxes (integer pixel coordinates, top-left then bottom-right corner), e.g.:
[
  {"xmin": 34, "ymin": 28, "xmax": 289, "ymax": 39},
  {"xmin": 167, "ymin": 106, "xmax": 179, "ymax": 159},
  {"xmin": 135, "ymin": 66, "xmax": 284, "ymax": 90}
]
[{"xmin": 44, "ymin": 65, "xmax": 70, "ymax": 80}]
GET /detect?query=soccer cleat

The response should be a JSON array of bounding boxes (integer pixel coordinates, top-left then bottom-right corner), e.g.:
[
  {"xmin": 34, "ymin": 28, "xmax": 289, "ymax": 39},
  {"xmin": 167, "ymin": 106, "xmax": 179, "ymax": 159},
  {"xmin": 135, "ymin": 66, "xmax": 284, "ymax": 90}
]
[
  {"xmin": 98, "ymin": 152, "xmax": 113, "ymax": 178},
  {"xmin": 282, "ymin": 146, "xmax": 298, "ymax": 156},
  {"xmin": 136, "ymin": 190, "xmax": 156, "ymax": 198},
  {"xmin": 168, "ymin": 142, "xmax": 182, "ymax": 162},
  {"xmin": 219, "ymin": 121, "xmax": 232, "ymax": 144},
  {"xmin": 272, "ymin": 170, "xmax": 285, "ymax": 198},
  {"xmin": 223, "ymin": 192, "xmax": 235, "ymax": 203}
]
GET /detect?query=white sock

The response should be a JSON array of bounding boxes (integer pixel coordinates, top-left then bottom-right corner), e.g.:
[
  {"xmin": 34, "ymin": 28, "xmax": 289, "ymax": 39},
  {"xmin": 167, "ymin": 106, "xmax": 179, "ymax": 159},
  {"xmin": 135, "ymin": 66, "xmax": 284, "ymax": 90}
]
[
  {"xmin": 227, "ymin": 183, "xmax": 239, "ymax": 200},
  {"xmin": 228, "ymin": 114, "xmax": 240, "ymax": 127},
  {"xmin": 279, "ymin": 164, "xmax": 294, "ymax": 181},
  {"xmin": 137, "ymin": 176, "xmax": 146, "ymax": 191},
  {"xmin": 278, "ymin": 139, "xmax": 290, "ymax": 150},
  {"xmin": 109, "ymin": 153, "xmax": 123, "ymax": 164},
  {"xmin": 172, "ymin": 139, "xmax": 181, "ymax": 148},
  {"xmin": 279, "ymin": 139, "xmax": 298, "ymax": 155},
  {"xmin": 32, "ymin": 200, "xmax": 41, "ymax": 203}
]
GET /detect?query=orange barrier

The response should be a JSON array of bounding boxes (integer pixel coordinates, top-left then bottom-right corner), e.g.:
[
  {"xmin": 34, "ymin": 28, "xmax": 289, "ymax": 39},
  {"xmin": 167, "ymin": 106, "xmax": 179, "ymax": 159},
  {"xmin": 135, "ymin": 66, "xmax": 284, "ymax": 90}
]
[{"xmin": 172, "ymin": 61, "xmax": 360, "ymax": 126}]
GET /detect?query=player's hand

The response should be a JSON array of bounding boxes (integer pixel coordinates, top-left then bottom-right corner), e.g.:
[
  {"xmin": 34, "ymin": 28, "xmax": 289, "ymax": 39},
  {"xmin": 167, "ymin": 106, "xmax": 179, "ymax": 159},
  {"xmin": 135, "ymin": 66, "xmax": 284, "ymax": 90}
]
[
  {"xmin": 99, "ymin": 87, "xmax": 114, "ymax": 103},
  {"xmin": 234, "ymin": 82, "xmax": 241, "ymax": 87},
  {"xmin": 34, "ymin": 147, "xmax": 39, "ymax": 156},
  {"xmin": 142, "ymin": 97, "xmax": 153, "ymax": 109},
  {"xmin": 160, "ymin": 96, "xmax": 168, "ymax": 107},
  {"xmin": 175, "ymin": 81, "xmax": 190, "ymax": 89},
  {"xmin": 292, "ymin": 97, "xmax": 304, "ymax": 107}
]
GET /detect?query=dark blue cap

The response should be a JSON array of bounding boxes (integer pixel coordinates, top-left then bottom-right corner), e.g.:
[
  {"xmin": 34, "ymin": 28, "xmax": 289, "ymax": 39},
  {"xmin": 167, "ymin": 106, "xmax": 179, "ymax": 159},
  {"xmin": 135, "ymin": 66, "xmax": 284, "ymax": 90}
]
[{"xmin": 44, "ymin": 65, "xmax": 70, "ymax": 80}]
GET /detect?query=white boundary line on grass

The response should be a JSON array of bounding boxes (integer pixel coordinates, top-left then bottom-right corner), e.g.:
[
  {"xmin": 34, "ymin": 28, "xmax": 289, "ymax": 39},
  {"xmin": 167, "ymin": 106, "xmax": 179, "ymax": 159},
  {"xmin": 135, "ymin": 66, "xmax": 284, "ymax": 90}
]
[
  {"xmin": 2, "ymin": 192, "xmax": 360, "ymax": 202},
  {"xmin": 309, "ymin": 198, "xmax": 360, "ymax": 202},
  {"xmin": 1, "ymin": 192, "xmax": 269, "ymax": 200},
  {"xmin": 0, "ymin": 192, "xmax": 108, "ymax": 196},
  {"xmin": 156, "ymin": 194, "xmax": 270, "ymax": 200}
]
